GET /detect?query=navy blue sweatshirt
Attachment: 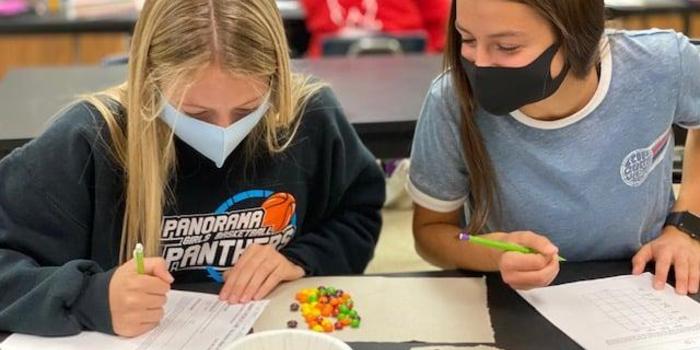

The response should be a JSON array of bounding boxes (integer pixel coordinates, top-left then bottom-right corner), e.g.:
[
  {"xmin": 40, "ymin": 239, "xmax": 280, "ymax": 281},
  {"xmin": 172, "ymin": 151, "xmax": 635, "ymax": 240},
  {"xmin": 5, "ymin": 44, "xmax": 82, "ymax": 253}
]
[{"xmin": 0, "ymin": 87, "xmax": 385, "ymax": 336}]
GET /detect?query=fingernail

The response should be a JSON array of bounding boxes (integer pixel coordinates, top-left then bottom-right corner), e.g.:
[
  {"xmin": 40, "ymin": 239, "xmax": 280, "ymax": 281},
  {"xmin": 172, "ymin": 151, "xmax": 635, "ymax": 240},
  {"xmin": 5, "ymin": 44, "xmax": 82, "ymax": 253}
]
[
  {"xmin": 228, "ymin": 295, "xmax": 238, "ymax": 304},
  {"xmin": 240, "ymin": 295, "xmax": 250, "ymax": 303},
  {"xmin": 655, "ymin": 282, "xmax": 664, "ymax": 289}
]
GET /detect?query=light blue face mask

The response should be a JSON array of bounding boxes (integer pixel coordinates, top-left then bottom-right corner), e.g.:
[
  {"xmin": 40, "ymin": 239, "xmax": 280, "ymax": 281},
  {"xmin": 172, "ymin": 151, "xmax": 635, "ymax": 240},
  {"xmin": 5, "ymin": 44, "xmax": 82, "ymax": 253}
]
[{"xmin": 160, "ymin": 94, "xmax": 271, "ymax": 168}]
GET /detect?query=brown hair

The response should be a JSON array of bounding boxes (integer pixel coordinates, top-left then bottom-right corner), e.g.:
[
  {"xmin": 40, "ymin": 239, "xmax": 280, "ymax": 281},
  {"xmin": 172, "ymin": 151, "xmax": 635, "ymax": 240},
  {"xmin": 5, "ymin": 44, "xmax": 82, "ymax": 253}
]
[{"xmin": 443, "ymin": 0, "xmax": 605, "ymax": 234}]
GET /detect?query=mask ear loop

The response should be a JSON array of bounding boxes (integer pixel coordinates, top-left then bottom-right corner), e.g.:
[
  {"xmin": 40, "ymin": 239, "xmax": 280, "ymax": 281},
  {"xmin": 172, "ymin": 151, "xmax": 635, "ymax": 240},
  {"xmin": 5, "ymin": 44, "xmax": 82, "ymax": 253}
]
[{"xmin": 542, "ymin": 43, "xmax": 570, "ymax": 97}]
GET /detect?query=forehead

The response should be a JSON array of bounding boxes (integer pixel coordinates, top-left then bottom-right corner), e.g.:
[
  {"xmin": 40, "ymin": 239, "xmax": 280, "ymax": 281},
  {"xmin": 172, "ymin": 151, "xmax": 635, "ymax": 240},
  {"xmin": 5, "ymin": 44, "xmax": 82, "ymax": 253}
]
[
  {"xmin": 455, "ymin": 0, "xmax": 552, "ymax": 37},
  {"xmin": 169, "ymin": 64, "xmax": 269, "ymax": 106}
]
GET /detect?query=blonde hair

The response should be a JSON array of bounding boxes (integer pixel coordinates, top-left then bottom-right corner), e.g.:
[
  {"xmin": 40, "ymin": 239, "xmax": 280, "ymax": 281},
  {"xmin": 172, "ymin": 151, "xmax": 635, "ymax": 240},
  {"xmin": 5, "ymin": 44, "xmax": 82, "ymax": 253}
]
[{"xmin": 83, "ymin": 0, "xmax": 325, "ymax": 262}]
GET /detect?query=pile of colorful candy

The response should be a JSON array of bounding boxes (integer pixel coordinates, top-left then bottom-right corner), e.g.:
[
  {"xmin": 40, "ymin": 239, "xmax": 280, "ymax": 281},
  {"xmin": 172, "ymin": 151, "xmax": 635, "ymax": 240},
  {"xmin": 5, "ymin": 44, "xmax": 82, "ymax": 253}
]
[{"xmin": 288, "ymin": 286, "xmax": 361, "ymax": 332}]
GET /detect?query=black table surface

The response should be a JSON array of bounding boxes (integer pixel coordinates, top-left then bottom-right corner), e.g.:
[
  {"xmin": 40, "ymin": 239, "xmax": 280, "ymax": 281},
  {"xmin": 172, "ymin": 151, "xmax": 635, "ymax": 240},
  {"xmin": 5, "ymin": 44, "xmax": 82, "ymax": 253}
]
[
  {"xmin": 0, "ymin": 1, "xmax": 304, "ymax": 34},
  {"xmin": 0, "ymin": 261, "xmax": 697, "ymax": 349},
  {"xmin": 0, "ymin": 55, "xmax": 442, "ymax": 159}
]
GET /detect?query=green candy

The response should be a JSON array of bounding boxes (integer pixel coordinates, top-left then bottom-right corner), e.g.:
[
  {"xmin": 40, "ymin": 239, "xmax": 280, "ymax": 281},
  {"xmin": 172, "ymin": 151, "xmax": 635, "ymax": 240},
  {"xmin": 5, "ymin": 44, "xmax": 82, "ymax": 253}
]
[
  {"xmin": 327, "ymin": 287, "xmax": 337, "ymax": 295},
  {"xmin": 308, "ymin": 294, "xmax": 318, "ymax": 303},
  {"xmin": 349, "ymin": 310, "xmax": 358, "ymax": 318},
  {"xmin": 339, "ymin": 304, "xmax": 349, "ymax": 314},
  {"xmin": 351, "ymin": 319, "xmax": 360, "ymax": 328},
  {"xmin": 337, "ymin": 313, "xmax": 347, "ymax": 321}
]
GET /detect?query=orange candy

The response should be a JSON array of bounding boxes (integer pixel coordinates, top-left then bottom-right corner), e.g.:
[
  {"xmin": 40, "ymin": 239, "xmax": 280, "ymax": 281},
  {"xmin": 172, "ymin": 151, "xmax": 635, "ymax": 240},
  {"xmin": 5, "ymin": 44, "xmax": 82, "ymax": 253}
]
[
  {"xmin": 321, "ymin": 305, "xmax": 333, "ymax": 317},
  {"xmin": 323, "ymin": 323, "xmax": 334, "ymax": 332}
]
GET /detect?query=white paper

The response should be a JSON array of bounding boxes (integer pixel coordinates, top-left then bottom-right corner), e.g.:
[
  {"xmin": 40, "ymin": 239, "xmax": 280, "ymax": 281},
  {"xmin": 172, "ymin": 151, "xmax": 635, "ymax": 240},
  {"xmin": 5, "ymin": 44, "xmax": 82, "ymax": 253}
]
[
  {"xmin": 518, "ymin": 273, "xmax": 700, "ymax": 350},
  {"xmin": 604, "ymin": 0, "xmax": 683, "ymax": 7},
  {"xmin": 1, "ymin": 290, "xmax": 268, "ymax": 350},
  {"xmin": 410, "ymin": 346, "xmax": 503, "ymax": 350},
  {"xmin": 254, "ymin": 276, "xmax": 494, "ymax": 344}
]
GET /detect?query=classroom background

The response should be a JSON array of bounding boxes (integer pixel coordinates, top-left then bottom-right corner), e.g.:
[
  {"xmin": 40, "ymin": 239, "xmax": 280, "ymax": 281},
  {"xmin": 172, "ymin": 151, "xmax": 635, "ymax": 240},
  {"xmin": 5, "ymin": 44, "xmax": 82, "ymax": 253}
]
[{"xmin": 0, "ymin": 0, "xmax": 698, "ymax": 275}]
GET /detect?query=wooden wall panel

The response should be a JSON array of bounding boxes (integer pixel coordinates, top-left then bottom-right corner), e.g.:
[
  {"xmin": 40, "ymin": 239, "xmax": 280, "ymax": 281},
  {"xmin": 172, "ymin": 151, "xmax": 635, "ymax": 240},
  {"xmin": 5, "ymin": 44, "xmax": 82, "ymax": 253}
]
[
  {"xmin": 0, "ymin": 34, "xmax": 75, "ymax": 78},
  {"xmin": 76, "ymin": 33, "xmax": 129, "ymax": 64}
]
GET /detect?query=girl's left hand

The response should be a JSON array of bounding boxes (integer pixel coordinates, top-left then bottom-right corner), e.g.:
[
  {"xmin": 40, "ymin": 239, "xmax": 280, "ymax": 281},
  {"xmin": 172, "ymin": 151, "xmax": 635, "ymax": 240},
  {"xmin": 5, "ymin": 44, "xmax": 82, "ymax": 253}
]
[
  {"xmin": 218, "ymin": 244, "xmax": 305, "ymax": 304},
  {"xmin": 632, "ymin": 226, "xmax": 700, "ymax": 295}
]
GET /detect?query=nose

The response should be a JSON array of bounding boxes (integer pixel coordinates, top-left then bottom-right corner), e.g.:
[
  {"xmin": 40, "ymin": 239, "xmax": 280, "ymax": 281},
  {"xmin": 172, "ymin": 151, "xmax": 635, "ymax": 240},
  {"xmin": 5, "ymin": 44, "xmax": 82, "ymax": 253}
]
[
  {"xmin": 204, "ymin": 109, "xmax": 239, "ymax": 128},
  {"xmin": 473, "ymin": 45, "xmax": 495, "ymax": 67}
]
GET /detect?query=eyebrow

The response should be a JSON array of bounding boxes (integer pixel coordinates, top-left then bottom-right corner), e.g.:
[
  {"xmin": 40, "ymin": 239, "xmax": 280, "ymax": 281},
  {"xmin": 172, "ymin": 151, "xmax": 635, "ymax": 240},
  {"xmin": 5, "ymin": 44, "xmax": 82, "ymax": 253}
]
[
  {"xmin": 455, "ymin": 22, "xmax": 525, "ymax": 39},
  {"xmin": 183, "ymin": 95, "xmax": 263, "ymax": 110}
]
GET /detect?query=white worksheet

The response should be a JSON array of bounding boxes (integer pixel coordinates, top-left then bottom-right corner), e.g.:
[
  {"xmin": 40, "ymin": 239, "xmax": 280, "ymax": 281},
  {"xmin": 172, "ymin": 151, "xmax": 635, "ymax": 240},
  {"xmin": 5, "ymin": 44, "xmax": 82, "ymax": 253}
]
[
  {"xmin": 518, "ymin": 273, "xmax": 700, "ymax": 350},
  {"xmin": 1, "ymin": 290, "xmax": 268, "ymax": 350}
]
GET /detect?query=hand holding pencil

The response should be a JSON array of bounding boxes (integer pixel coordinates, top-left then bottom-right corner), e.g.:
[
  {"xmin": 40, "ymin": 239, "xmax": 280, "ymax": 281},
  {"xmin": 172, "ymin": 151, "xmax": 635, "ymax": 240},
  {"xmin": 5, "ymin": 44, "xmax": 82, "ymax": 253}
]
[
  {"xmin": 108, "ymin": 243, "xmax": 174, "ymax": 337},
  {"xmin": 460, "ymin": 231, "xmax": 562, "ymax": 290}
]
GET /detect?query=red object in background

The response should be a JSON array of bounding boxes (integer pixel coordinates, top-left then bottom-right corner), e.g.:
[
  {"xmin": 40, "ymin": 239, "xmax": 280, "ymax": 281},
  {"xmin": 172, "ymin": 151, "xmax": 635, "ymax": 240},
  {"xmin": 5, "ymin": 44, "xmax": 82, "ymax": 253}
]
[
  {"xmin": 0, "ymin": 0, "xmax": 30, "ymax": 17},
  {"xmin": 301, "ymin": 0, "xmax": 451, "ymax": 56}
]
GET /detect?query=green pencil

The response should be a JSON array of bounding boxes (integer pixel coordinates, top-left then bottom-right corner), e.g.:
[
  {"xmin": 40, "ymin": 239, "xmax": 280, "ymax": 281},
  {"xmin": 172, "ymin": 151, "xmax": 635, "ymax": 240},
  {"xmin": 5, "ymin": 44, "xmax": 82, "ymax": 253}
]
[
  {"xmin": 458, "ymin": 233, "xmax": 566, "ymax": 261},
  {"xmin": 133, "ymin": 243, "xmax": 145, "ymax": 274}
]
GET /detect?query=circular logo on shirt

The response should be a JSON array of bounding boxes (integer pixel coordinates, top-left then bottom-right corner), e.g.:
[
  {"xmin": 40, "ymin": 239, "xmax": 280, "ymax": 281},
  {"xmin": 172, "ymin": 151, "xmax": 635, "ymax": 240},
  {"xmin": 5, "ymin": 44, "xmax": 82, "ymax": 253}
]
[
  {"xmin": 619, "ymin": 129, "xmax": 672, "ymax": 188},
  {"xmin": 620, "ymin": 148, "xmax": 653, "ymax": 187}
]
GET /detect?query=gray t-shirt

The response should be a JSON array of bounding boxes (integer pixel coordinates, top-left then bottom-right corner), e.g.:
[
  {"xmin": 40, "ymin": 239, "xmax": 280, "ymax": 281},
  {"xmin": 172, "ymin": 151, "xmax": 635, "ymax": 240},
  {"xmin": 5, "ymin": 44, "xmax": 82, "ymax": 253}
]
[{"xmin": 408, "ymin": 30, "xmax": 700, "ymax": 261}]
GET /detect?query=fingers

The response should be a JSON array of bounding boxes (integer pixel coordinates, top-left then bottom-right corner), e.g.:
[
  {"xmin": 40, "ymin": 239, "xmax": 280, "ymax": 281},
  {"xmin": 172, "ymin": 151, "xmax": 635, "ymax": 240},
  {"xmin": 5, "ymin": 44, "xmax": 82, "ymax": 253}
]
[
  {"xmin": 240, "ymin": 260, "xmax": 281, "ymax": 303},
  {"xmin": 500, "ymin": 251, "xmax": 560, "ymax": 290},
  {"xmin": 138, "ymin": 294, "xmax": 167, "ymax": 309},
  {"xmin": 500, "ymin": 251, "xmax": 549, "ymax": 272},
  {"xmin": 121, "ymin": 323, "xmax": 158, "ymax": 338},
  {"xmin": 632, "ymin": 244, "xmax": 653, "ymax": 275},
  {"xmin": 227, "ymin": 248, "xmax": 270, "ymax": 303},
  {"xmin": 510, "ymin": 232, "xmax": 558, "ymax": 257},
  {"xmin": 253, "ymin": 271, "xmax": 283, "ymax": 301},
  {"xmin": 689, "ymin": 256, "xmax": 700, "ymax": 294},
  {"xmin": 218, "ymin": 244, "xmax": 305, "ymax": 303},
  {"xmin": 132, "ymin": 275, "xmax": 171, "ymax": 295},
  {"xmin": 140, "ymin": 308, "xmax": 165, "ymax": 324},
  {"xmin": 673, "ymin": 254, "xmax": 689, "ymax": 295},
  {"xmin": 219, "ymin": 245, "xmax": 262, "ymax": 302},
  {"xmin": 653, "ymin": 250, "xmax": 673, "ymax": 290},
  {"xmin": 143, "ymin": 258, "xmax": 175, "ymax": 284}
]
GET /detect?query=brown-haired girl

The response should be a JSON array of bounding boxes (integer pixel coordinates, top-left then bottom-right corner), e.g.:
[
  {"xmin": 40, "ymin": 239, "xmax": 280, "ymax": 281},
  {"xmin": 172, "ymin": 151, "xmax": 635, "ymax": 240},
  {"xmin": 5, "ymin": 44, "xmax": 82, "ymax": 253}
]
[{"xmin": 410, "ymin": 0, "xmax": 700, "ymax": 294}]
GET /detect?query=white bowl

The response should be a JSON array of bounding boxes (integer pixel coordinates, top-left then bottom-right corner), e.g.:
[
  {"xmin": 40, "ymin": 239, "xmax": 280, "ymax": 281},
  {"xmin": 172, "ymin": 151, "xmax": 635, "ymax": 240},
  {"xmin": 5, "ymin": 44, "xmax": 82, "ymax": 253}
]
[{"xmin": 225, "ymin": 329, "xmax": 352, "ymax": 350}]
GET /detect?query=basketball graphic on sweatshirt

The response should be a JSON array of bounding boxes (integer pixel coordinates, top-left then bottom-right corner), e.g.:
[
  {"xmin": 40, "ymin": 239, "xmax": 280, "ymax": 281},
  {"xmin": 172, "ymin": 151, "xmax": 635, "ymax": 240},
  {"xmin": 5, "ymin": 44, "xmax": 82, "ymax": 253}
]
[
  {"xmin": 261, "ymin": 192, "xmax": 296, "ymax": 232},
  {"xmin": 160, "ymin": 190, "xmax": 298, "ymax": 275}
]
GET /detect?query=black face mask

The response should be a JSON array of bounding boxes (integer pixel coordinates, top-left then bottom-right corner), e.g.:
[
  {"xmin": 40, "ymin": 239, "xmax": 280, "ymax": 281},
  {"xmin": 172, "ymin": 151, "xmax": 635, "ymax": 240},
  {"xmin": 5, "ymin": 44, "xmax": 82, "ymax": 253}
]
[{"xmin": 460, "ymin": 43, "xmax": 570, "ymax": 116}]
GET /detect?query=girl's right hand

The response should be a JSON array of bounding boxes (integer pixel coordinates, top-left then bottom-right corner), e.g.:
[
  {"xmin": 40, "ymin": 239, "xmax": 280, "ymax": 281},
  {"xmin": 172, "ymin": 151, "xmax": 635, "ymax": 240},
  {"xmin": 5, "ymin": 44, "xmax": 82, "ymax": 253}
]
[
  {"xmin": 109, "ymin": 257, "xmax": 174, "ymax": 337},
  {"xmin": 495, "ymin": 231, "xmax": 561, "ymax": 290}
]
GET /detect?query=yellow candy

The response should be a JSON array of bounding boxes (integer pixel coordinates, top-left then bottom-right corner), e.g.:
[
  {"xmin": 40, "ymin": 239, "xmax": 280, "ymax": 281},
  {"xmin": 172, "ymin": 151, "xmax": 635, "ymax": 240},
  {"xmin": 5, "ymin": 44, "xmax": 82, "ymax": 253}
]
[{"xmin": 312, "ymin": 325, "xmax": 324, "ymax": 332}]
